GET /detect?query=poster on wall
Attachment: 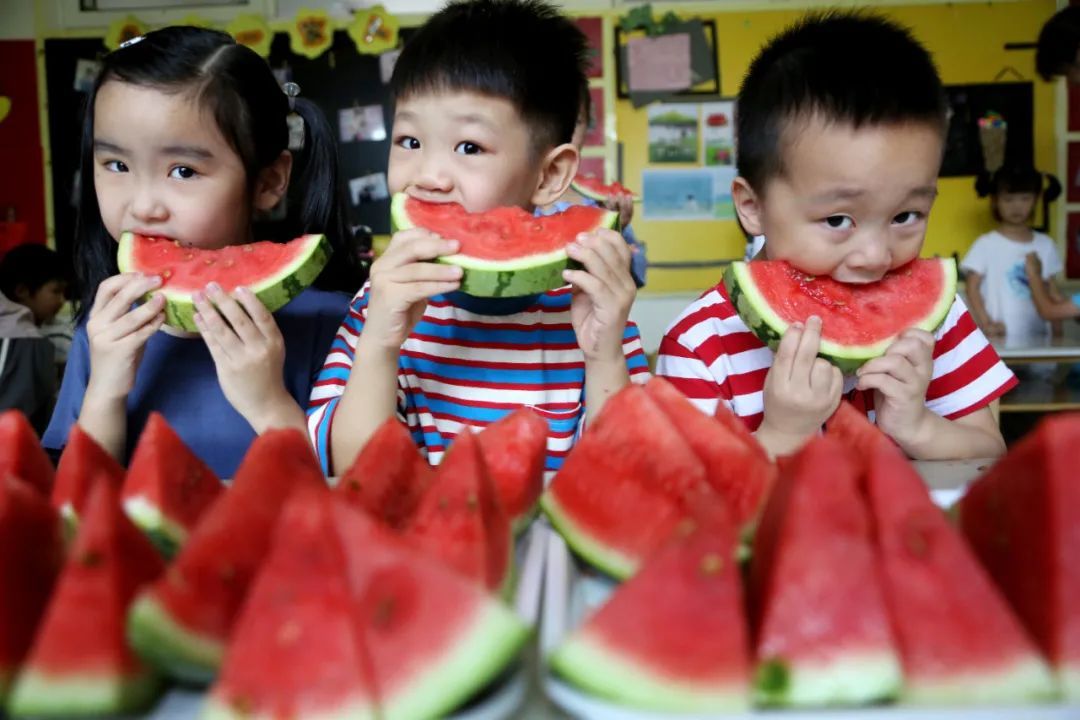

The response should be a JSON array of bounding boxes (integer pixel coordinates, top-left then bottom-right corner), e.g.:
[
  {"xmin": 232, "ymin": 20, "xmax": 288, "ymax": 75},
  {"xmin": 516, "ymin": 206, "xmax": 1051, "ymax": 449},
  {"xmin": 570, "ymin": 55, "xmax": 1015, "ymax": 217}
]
[
  {"xmin": 642, "ymin": 168, "xmax": 714, "ymax": 220},
  {"xmin": 578, "ymin": 156, "xmax": 606, "ymax": 180},
  {"xmin": 647, "ymin": 103, "xmax": 698, "ymax": 163},
  {"xmin": 338, "ymin": 105, "xmax": 387, "ymax": 143},
  {"xmin": 700, "ymin": 100, "xmax": 735, "ymax": 167},
  {"xmin": 709, "ymin": 166, "xmax": 737, "ymax": 220},
  {"xmin": 575, "ymin": 16, "xmax": 604, "ymax": 79},
  {"xmin": 1068, "ymin": 212, "xmax": 1080, "ymax": 280},
  {"xmin": 582, "ymin": 87, "xmax": 605, "ymax": 148}
]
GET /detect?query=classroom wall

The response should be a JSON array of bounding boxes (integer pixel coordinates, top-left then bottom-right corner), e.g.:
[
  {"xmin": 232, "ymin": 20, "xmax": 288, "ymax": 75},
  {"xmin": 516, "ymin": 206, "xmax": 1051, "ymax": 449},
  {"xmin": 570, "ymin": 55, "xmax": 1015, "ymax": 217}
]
[{"xmin": 619, "ymin": 0, "xmax": 1059, "ymax": 292}]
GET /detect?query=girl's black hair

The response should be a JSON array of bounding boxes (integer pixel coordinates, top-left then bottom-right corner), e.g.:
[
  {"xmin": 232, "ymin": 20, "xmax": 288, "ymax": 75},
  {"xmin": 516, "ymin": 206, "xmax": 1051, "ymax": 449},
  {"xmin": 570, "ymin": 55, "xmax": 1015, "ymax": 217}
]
[
  {"xmin": 74, "ymin": 25, "xmax": 362, "ymax": 320},
  {"xmin": 975, "ymin": 165, "xmax": 1060, "ymax": 201}
]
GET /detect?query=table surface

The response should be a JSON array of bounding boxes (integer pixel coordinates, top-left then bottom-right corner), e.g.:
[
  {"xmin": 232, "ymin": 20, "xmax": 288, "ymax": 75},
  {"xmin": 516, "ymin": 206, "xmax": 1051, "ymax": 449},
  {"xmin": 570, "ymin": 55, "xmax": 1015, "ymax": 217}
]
[{"xmin": 992, "ymin": 334, "xmax": 1080, "ymax": 361}]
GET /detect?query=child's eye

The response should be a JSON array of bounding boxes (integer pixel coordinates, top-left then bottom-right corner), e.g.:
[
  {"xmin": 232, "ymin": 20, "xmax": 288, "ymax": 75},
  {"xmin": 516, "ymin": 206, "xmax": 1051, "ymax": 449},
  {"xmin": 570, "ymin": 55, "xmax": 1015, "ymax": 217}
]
[
  {"xmin": 823, "ymin": 215, "xmax": 853, "ymax": 230},
  {"xmin": 103, "ymin": 160, "xmax": 129, "ymax": 173},
  {"xmin": 169, "ymin": 166, "xmax": 197, "ymax": 180},
  {"xmin": 396, "ymin": 136, "xmax": 421, "ymax": 150},
  {"xmin": 454, "ymin": 141, "xmax": 483, "ymax": 155},
  {"xmin": 892, "ymin": 211, "xmax": 923, "ymax": 226}
]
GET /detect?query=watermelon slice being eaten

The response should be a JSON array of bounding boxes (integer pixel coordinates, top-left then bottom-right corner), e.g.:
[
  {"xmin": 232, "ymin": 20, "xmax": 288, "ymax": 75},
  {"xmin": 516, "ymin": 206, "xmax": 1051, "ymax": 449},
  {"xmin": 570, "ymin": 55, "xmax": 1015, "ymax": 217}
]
[
  {"xmin": 391, "ymin": 193, "xmax": 618, "ymax": 298},
  {"xmin": 723, "ymin": 258, "xmax": 957, "ymax": 374},
  {"xmin": 117, "ymin": 232, "xmax": 331, "ymax": 333},
  {"xmin": 570, "ymin": 174, "xmax": 639, "ymax": 203}
]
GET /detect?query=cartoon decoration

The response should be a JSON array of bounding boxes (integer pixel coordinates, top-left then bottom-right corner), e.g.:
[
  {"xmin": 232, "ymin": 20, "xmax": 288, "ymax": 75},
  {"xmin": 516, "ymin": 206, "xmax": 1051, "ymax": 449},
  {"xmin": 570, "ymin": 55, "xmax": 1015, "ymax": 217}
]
[
  {"xmin": 104, "ymin": 15, "xmax": 148, "ymax": 51},
  {"xmin": 288, "ymin": 7, "xmax": 334, "ymax": 59},
  {"xmin": 228, "ymin": 14, "xmax": 274, "ymax": 58},
  {"xmin": 347, "ymin": 5, "xmax": 399, "ymax": 55}
]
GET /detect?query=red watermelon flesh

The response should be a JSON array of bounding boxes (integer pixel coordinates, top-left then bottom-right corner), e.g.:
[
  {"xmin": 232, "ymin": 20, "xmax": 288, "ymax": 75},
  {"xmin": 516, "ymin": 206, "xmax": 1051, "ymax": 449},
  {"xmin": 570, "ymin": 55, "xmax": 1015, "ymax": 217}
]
[
  {"xmin": 122, "ymin": 412, "xmax": 222, "ymax": 557},
  {"xmin": 475, "ymin": 407, "xmax": 548, "ymax": 533},
  {"xmin": 571, "ymin": 173, "xmax": 639, "ymax": 202},
  {"xmin": 336, "ymin": 416, "xmax": 432, "ymax": 530},
  {"xmin": 959, "ymin": 413, "xmax": 1080, "ymax": 701},
  {"xmin": 826, "ymin": 400, "xmax": 890, "ymax": 458},
  {"xmin": 405, "ymin": 430, "xmax": 511, "ymax": 592},
  {"xmin": 864, "ymin": 440, "xmax": 1057, "ymax": 704},
  {"xmin": 645, "ymin": 377, "xmax": 775, "ymax": 531},
  {"xmin": 8, "ymin": 477, "xmax": 164, "ymax": 717},
  {"xmin": 332, "ymin": 498, "xmax": 528, "ymax": 720},
  {"xmin": 750, "ymin": 435, "xmax": 901, "ymax": 707},
  {"xmin": 0, "ymin": 409, "xmax": 55, "ymax": 495},
  {"xmin": 0, "ymin": 475, "xmax": 63, "ymax": 701},
  {"xmin": 550, "ymin": 517, "xmax": 750, "ymax": 712},
  {"xmin": 126, "ymin": 428, "xmax": 326, "ymax": 684},
  {"xmin": 206, "ymin": 489, "xmax": 377, "ymax": 719},
  {"xmin": 51, "ymin": 424, "xmax": 126, "ymax": 532}
]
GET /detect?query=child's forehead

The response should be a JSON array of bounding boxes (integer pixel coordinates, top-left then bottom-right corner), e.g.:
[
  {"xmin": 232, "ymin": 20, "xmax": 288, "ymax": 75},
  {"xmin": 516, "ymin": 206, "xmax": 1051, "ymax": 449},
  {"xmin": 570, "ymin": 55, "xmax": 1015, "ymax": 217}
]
[
  {"xmin": 777, "ymin": 116, "xmax": 943, "ymax": 177},
  {"xmin": 395, "ymin": 87, "xmax": 524, "ymax": 121}
]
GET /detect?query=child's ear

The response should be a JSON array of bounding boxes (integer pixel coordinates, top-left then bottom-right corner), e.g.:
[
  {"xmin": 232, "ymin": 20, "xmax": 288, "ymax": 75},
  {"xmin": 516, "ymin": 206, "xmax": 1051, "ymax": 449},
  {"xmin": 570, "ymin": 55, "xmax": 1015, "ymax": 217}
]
[
  {"xmin": 253, "ymin": 150, "xmax": 294, "ymax": 211},
  {"xmin": 732, "ymin": 176, "xmax": 765, "ymax": 237},
  {"xmin": 531, "ymin": 143, "xmax": 578, "ymax": 208}
]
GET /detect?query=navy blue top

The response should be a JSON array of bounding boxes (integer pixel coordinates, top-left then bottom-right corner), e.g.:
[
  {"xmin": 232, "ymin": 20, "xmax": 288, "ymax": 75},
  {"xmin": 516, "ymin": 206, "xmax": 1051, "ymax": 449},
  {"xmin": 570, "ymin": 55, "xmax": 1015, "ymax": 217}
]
[{"xmin": 44, "ymin": 288, "xmax": 349, "ymax": 478}]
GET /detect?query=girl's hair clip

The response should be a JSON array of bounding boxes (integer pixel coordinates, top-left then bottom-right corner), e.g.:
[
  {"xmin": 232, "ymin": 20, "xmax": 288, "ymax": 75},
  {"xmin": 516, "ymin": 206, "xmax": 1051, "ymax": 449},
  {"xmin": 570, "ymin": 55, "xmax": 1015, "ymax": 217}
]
[
  {"xmin": 283, "ymin": 81, "xmax": 301, "ymax": 112},
  {"xmin": 118, "ymin": 35, "xmax": 145, "ymax": 50}
]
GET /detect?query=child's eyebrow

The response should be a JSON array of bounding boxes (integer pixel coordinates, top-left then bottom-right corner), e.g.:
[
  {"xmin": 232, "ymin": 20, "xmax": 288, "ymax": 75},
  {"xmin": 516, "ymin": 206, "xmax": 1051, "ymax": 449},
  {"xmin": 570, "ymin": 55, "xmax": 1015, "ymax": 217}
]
[
  {"xmin": 93, "ymin": 139, "xmax": 126, "ymax": 154},
  {"xmin": 452, "ymin": 112, "xmax": 497, "ymax": 129},
  {"xmin": 809, "ymin": 185, "xmax": 938, "ymax": 204},
  {"xmin": 159, "ymin": 145, "xmax": 214, "ymax": 160}
]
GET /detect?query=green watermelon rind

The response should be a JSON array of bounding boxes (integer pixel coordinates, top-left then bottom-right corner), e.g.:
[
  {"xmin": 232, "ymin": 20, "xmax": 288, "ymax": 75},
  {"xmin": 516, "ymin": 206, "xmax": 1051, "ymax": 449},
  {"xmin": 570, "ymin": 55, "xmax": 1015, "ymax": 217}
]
[
  {"xmin": 390, "ymin": 193, "xmax": 619, "ymax": 298},
  {"xmin": 900, "ymin": 655, "xmax": 1059, "ymax": 706},
  {"xmin": 551, "ymin": 631, "xmax": 749, "ymax": 712},
  {"xmin": 380, "ymin": 602, "xmax": 530, "ymax": 720},
  {"xmin": 753, "ymin": 651, "xmax": 902, "ymax": 707},
  {"xmin": 116, "ymin": 233, "xmax": 332, "ymax": 333},
  {"xmin": 539, "ymin": 491, "xmax": 638, "ymax": 581},
  {"xmin": 570, "ymin": 178, "xmax": 640, "ymax": 204},
  {"xmin": 6, "ymin": 668, "xmax": 162, "ymax": 717},
  {"xmin": 723, "ymin": 258, "xmax": 958, "ymax": 375},
  {"xmin": 1061, "ymin": 665, "xmax": 1080, "ymax": 702},
  {"xmin": 126, "ymin": 593, "xmax": 223, "ymax": 685},
  {"xmin": 123, "ymin": 496, "xmax": 187, "ymax": 558}
]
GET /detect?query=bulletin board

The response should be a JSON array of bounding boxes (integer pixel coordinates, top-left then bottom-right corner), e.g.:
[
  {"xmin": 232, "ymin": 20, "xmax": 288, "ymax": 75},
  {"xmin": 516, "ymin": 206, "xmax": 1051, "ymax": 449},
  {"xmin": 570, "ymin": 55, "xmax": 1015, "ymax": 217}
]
[
  {"xmin": 940, "ymin": 82, "xmax": 1034, "ymax": 178},
  {"xmin": 42, "ymin": 26, "xmax": 413, "ymax": 258}
]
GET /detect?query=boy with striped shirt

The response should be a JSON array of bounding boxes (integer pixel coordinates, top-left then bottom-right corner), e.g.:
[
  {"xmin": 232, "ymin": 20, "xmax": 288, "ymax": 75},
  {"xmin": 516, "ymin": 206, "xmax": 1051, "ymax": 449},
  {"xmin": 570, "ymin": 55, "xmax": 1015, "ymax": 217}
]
[
  {"xmin": 658, "ymin": 12, "xmax": 1014, "ymax": 460},
  {"xmin": 308, "ymin": 0, "xmax": 648, "ymax": 476}
]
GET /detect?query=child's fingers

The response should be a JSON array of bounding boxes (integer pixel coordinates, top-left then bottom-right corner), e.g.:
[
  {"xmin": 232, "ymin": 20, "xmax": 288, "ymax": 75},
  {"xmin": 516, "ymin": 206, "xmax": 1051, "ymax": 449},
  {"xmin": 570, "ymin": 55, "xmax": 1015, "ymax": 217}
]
[
  {"xmin": 383, "ymin": 262, "xmax": 463, "ymax": 286},
  {"xmin": 234, "ymin": 287, "xmax": 280, "ymax": 341},
  {"xmin": 100, "ymin": 293, "xmax": 165, "ymax": 340},
  {"xmin": 196, "ymin": 313, "xmax": 230, "ymax": 366},
  {"xmin": 809, "ymin": 357, "xmax": 840, "ymax": 392},
  {"xmin": 398, "ymin": 281, "xmax": 463, "ymax": 300},
  {"xmin": 192, "ymin": 293, "xmax": 240, "ymax": 359},
  {"xmin": 791, "ymin": 315, "xmax": 824, "ymax": 383},
  {"xmin": 855, "ymin": 370, "xmax": 905, "ymax": 398},
  {"xmin": 568, "ymin": 234, "xmax": 634, "ymax": 293},
  {"xmin": 772, "ymin": 322, "xmax": 804, "ymax": 379},
  {"xmin": 204, "ymin": 283, "xmax": 262, "ymax": 346},
  {"xmin": 93, "ymin": 274, "xmax": 161, "ymax": 321},
  {"xmin": 380, "ymin": 230, "xmax": 459, "ymax": 267},
  {"xmin": 561, "ymin": 268, "xmax": 604, "ymax": 298},
  {"xmin": 130, "ymin": 313, "xmax": 165, "ymax": 346}
]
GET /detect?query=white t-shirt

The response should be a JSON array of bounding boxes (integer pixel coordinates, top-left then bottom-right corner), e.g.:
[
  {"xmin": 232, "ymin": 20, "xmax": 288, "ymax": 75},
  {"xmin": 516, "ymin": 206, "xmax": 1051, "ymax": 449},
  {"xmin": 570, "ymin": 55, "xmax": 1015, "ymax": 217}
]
[{"xmin": 961, "ymin": 230, "xmax": 1063, "ymax": 341}]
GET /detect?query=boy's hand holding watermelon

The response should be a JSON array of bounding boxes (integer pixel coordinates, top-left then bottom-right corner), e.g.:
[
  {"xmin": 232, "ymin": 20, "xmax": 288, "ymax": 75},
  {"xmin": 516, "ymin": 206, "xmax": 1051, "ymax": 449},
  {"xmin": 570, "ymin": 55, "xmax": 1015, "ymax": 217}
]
[{"xmin": 855, "ymin": 328, "xmax": 936, "ymax": 454}]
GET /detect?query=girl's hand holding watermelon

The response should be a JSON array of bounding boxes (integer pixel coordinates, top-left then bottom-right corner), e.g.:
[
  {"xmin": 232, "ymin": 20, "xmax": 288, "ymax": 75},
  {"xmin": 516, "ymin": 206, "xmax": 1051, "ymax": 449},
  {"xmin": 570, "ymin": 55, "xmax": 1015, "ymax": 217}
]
[
  {"xmin": 81, "ymin": 273, "xmax": 167, "ymax": 456},
  {"xmin": 192, "ymin": 283, "xmax": 305, "ymax": 434},
  {"xmin": 757, "ymin": 315, "xmax": 843, "ymax": 456}
]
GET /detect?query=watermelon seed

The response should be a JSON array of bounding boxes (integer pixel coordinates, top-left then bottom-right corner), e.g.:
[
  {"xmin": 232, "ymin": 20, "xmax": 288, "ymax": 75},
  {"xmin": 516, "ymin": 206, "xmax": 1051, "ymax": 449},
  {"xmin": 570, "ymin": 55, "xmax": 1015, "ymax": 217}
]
[
  {"xmin": 700, "ymin": 553, "xmax": 724, "ymax": 575},
  {"xmin": 347, "ymin": 478, "xmax": 361, "ymax": 492},
  {"xmin": 438, "ymin": 497, "xmax": 449, "ymax": 510},
  {"xmin": 224, "ymin": 259, "xmax": 235, "ymax": 268},
  {"xmin": 676, "ymin": 518, "xmax": 698, "ymax": 536},
  {"xmin": 243, "ymin": 245, "xmax": 254, "ymax": 252},
  {"xmin": 162, "ymin": 269, "xmax": 172, "ymax": 279},
  {"xmin": 173, "ymin": 240, "xmax": 181, "ymax": 247},
  {"xmin": 903, "ymin": 525, "xmax": 930, "ymax": 559},
  {"xmin": 277, "ymin": 620, "xmax": 302, "ymax": 645},
  {"xmin": 205, "ymin": 258, "xmax": 215, "ymax": 266},
  {"xmin": 466, "ymin": 493, "xmax": 478, "ymax": 511},
  {"xmin": 230, "ymin": 695, "xmax": 254, "ymax": 716},
  {"xmin": 184, "ymin": 252, "xmax": 194, "ymax": 260},
  {"xmin": 79, "ymin": 549, "xmax": 104, "ymax": 567},
  {"xmin": 803, "ymin": 274, "xmax": 816, "ymax": 282},
  {"xmin": 373, "ymin": 597, "xmax": 396, "ymax": 628}
]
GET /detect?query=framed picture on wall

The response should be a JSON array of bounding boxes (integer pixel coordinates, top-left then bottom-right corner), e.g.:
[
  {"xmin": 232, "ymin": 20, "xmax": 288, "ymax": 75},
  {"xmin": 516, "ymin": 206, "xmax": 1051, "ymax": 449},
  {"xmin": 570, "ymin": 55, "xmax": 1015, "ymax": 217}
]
[
  {"xmin": 576, "ymin": 16, "xmax": 604, "ymax": 79},
  {"xmin": 615, "ymin": 20, "xmax": 720, "ymax": 101},
  {"xmin": 1068, "ymin": 212, "xmax": 1080, "ymax": 280},
  {"xmin": 583, "ymin": 87, "xmax": 606, "ymax": 148},
  {"xmin": 1069, "ymin": 142, "xmax": 1080, "ymax": 204},
  {"xmin": 578, "ymin": 156, "xmax": 606, "ymax": 180}
]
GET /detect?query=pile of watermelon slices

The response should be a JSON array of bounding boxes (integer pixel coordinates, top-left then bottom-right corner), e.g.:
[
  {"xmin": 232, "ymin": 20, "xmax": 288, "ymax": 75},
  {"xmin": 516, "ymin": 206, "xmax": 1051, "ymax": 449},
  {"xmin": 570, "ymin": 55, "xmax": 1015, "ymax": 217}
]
[
  {"xmin": 0, "ymin": 404, "xmax": 547, "ymax": 717},
  {"xmin": 545, "ymin": 384, "xmax": 1078, "ymax": 712}
]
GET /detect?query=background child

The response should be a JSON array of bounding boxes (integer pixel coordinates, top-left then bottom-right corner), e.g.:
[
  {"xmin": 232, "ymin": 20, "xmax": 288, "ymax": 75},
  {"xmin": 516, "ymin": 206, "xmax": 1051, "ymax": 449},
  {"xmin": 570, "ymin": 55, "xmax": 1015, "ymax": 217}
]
[
  {"xmin": 963, "ymin": 166, "xmax": 1063, "ymax": 341},
  {"xmin": 44, "ymin": 26, "xmax": 360, "ymax": 477},
  {"xmin": 308, "ymin": 0, "xmax": 648, "ymax": 477},
  {"xmin": 657, "ymin": 11, "xmax": 1012, "ymax": 460},
  {"xmin": 0, "ymin": 243, "xmax": 69, "ymax": 327}
]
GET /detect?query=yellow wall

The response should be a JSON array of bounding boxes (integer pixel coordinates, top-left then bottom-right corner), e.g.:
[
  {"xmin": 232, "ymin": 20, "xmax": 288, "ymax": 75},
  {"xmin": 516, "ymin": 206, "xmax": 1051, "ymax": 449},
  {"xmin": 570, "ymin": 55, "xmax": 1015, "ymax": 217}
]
[{"xmin": 620, "ymin": 0, "xmax": 1059, "ymax": 292}]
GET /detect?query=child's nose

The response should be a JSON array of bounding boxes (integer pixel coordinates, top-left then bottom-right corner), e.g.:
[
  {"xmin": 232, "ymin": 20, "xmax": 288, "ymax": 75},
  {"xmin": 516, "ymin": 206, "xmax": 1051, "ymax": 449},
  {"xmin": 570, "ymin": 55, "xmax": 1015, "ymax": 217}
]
[
  {"xmin": 847, "ymin": 234, "xmax": 892, "ymax": 276},
  {"xmin": 130, "ymin": 183, "xmax": 168, "ymax": 223},
  {"xmin": 414, "ymin": 156, "xmax": 452, "ymax": 193}
]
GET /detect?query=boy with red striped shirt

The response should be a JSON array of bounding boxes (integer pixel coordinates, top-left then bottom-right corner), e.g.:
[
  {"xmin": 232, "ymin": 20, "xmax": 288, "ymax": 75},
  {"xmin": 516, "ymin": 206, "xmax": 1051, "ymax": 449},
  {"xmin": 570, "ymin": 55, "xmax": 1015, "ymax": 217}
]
[{"xmin": 657, "ymin": 12, "xmax": 1013, "ymax": 459}]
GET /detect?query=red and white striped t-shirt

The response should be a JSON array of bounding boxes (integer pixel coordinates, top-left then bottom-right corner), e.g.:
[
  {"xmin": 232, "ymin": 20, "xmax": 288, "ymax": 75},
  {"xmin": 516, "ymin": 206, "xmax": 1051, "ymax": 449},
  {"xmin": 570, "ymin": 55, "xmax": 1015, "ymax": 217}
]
[{"xmin": 656, "ymin": 282, "xmax": 1017, "ymax": 430}]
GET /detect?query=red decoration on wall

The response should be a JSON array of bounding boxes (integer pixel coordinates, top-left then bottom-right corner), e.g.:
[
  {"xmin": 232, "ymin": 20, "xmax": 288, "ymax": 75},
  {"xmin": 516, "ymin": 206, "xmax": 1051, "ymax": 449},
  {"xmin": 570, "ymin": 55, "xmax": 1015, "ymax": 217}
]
[{"xmin": 0, "ymin": 40, "xmax": 46, "ymax": 254}]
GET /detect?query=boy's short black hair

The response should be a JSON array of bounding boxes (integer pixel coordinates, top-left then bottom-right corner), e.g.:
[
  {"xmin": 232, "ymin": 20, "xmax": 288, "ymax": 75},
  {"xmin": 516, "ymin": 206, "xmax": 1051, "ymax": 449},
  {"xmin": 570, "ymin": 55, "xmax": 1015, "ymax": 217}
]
[
  {"xmin": 1037, "ymin": 7, "xmax": 1080, "ymax": 81},
  {"xmin": 0, "ymin": 244, "xmax": 70, "ymax": 300},
  {"xmin": 736, "ymin": 11, "xmax": 946, "ymax": 193},
  {"xmin": 390, "ymin": 0, "xmax": 588, "ymax": 151}
]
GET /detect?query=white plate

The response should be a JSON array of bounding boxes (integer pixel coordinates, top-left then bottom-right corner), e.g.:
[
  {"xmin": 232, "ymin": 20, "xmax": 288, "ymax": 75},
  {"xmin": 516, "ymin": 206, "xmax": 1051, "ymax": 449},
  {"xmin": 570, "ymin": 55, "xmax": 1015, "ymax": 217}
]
[
  {"xmin": 143, "ymin": 521, "xmax": 548, "ymax": 720},
  {"xmin": 539, "ymin": 523, "xmax": 1080, "ymax": 720}
]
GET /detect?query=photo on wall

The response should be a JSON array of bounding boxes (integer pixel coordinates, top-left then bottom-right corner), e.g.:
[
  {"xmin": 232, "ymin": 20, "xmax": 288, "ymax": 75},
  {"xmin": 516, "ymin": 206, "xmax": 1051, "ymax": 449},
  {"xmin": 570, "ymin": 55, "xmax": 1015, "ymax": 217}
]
[
  {"xmin": 642, "ymin": 168, "xmax": 714, "ymax": 221},
  {"xmin": 647, "ymin": 103, "xmax": 699, "ymax": 163},
  {"xmin": 700, "ymin": 100, "xmax": 736, "ymax": 167}
]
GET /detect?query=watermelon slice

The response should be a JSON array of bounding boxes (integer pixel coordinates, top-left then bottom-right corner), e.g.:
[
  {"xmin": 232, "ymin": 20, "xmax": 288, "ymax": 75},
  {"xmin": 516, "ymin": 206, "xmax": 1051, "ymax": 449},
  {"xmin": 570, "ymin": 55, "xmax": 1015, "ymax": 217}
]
[
  {"xmin": 8, "ymin": 477, "xmax": 165, "ymax": 717},
  {"xmin": 0, "ymin": 410, "xmax": 55, "ymax": 495},
  {"xmin": 723, "ymin": 258, "xmax": 957, "ymax": 374},
  {"xmin": 863, "ymin": 439, "xmax": 1057, "ymax": 704},
  {"xmin": 116, "ymin": 232, "xmax": 331, "ymax": 333},
  {"xmin": 475, "ymin": 408, "xmax": 548, "ymax": 534},
  {"xmin": 121, "ymin": 413, "xmax": 222, "ymax": 557},
  {"xmin": 551, "ymin": 518, "xmax": 751, "ymax": 712},
  {"xmin": 0, "ymin": 475, "xmax": 63, "ymax": 702},
  {"xmin": 391, "ymin": 193, "xmax": 618, "ymax": 297},
  {"xmin": 570, "ymin": 173, "xmax": 639, "ymax": 203},
  {"xmin": 644, "ymin": 377, "xmax": 775, "ymax": 532},
  {"xmin": 204, "ymin": 490, "xmax": 378, "ymax": 720},
  {"xmin": 750, "ymin": 435, "xmax": 901, "ymax": 707},
  {"xmin": 959, "ymin": 413, "xmax": 1080, "ymax": 701},
  {"xmin": 333, "ymin": 498, "xmax": 529, "ymax": 719},
  {"xmin": 541, "ymin": 384, "xmax": 719, "ymax": 579},
  {"xmin": 335, "ymin": 416, "xmax": 432, "ymax": 530},
  {"xmin": 127, "ymin": 428, "xmax": 326, "ymax": 684},
  {"xmin": 51, "ymin": 424, "xmax": 125, "ymax": 538},
  {"xmin": 405, "ymin": 430, "xmax": 512, "ymax": 593},
  {"xmin": 826, "ymin": 398, "xmax": 890, "ymax": 456}
]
